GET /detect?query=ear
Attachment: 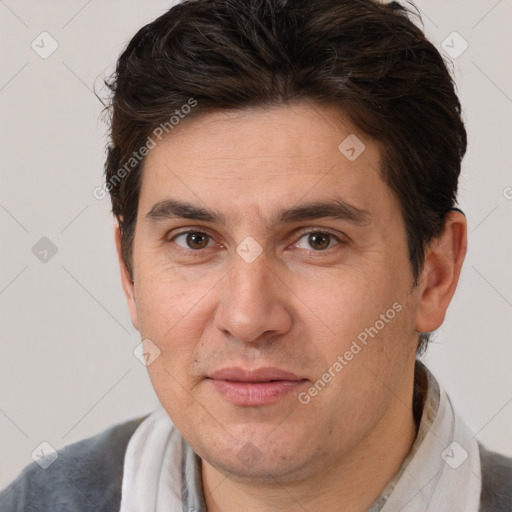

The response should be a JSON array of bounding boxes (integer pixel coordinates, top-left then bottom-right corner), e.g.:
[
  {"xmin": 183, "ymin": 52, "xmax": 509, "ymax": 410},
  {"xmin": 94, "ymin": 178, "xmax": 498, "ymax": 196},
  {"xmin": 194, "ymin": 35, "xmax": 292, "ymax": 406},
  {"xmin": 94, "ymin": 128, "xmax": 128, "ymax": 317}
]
[
  {"xmin": 114, "ymin": 221, "xmax": 139, "ymax": 332},
  {"xmin": 415, "ymin": 210, "xmax": 467, "ymax": 334}
]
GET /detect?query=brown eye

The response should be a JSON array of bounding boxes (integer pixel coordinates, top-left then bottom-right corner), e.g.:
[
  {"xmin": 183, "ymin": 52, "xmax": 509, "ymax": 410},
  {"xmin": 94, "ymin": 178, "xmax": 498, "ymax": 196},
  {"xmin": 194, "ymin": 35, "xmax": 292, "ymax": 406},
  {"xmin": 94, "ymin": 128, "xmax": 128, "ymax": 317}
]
[
  {"xmin": 294, "ymin": 231, "xmax": 339, "ymax": 251},
  {"xmin": 174, "ymin": 231, "xmax": 212, "ymax": 250},
  {"xmin": 307, "ymin": 232, "xmax": 331, "ymax": 250}
]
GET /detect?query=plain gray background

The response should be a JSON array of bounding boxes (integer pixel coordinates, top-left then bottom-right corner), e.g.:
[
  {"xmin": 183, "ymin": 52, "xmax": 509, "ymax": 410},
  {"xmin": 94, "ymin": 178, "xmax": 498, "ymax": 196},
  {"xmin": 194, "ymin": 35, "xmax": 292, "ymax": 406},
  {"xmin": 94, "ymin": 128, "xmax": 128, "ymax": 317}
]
[{"xmin": 1, "ymin": 0, "xmax": 511, "ymax": 489}]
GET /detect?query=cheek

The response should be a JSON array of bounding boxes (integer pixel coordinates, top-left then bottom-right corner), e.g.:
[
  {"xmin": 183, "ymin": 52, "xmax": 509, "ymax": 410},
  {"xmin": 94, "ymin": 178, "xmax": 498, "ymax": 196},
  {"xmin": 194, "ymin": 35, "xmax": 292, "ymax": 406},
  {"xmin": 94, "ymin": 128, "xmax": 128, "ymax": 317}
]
[
  {"xmin": 134, "ymin": 263, "xmax": 216, "ymax": 340},
  {"xmin": 132, "ymin": 277, "xmax": 211, "ymax": 406},
  {"xmin": 294, "ymin": 265, "xmax": 399, "ymax": 340},
  {"xmin": 136, "ymin": 274, "xmax": 207, "ymax": 404},
  {"xmin": 297, "ymin": 266, "xmax": 414, "ymax": 386}
]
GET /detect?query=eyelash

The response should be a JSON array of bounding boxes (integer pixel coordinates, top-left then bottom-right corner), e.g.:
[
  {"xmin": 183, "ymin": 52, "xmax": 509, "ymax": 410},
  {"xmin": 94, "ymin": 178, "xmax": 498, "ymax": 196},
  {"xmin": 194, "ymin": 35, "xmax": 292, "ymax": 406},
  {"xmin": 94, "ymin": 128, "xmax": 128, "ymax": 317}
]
[{"xmin": 167, "ymin": 228, "xmax": 345, "ymax": 257}]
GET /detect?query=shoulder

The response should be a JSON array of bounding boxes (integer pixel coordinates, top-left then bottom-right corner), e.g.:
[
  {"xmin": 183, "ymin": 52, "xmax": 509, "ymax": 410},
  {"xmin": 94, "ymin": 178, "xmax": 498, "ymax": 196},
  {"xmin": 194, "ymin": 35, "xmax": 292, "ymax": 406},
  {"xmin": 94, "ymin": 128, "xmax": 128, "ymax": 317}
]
[
  {"xmin": 479, "ymin": 442, "xmax": 512, "ymax": 512},
  {"xmin": 0, "ymin": 415, "xmax": 147, "ymax": 512}
]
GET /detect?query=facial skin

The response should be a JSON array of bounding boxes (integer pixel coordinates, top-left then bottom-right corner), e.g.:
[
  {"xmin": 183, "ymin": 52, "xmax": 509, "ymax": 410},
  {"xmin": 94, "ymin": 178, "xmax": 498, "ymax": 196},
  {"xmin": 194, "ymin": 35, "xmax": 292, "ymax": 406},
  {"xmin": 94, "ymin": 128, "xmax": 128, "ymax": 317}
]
[{"xmin": 115, "ymin": 103, "xmax": 467, "ymax": 512}]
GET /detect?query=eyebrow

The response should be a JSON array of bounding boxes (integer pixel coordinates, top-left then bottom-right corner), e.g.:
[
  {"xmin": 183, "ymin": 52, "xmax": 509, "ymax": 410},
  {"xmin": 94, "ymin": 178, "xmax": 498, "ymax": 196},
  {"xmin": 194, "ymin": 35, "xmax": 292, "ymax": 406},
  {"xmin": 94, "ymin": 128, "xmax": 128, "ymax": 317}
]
[{"xmin": 145, "ymin": 198, "xmax": 371, "ymax": 227}]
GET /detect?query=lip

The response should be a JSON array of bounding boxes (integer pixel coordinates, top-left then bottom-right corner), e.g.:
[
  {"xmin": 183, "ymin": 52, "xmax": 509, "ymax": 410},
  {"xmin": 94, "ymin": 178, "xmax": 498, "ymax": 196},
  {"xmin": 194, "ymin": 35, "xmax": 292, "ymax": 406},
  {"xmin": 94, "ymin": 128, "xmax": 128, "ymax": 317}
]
[
  {"xmin": 207, "ymin": 367, "xmax": 308, "ymax": 406},
  {"xmin": 209, "ymin": 367, "xmax": 303, "ymax": 382}
]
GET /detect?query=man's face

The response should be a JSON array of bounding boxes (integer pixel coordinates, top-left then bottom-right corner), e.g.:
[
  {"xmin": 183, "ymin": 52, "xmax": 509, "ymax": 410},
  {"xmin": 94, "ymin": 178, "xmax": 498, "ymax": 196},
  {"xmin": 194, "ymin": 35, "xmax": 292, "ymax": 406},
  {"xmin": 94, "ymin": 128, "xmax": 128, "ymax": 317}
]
[{"xmin": 122, "ymin": 103, "xmax": 421, "ymax": 481}]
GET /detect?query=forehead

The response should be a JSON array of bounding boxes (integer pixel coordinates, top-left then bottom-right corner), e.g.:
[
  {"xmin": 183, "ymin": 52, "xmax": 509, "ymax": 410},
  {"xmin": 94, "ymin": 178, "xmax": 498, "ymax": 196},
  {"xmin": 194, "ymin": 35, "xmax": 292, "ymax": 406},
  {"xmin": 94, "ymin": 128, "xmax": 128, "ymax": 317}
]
[{"xmin": 138, "ymin": 103, "xmax": 396, "ymax": 225}]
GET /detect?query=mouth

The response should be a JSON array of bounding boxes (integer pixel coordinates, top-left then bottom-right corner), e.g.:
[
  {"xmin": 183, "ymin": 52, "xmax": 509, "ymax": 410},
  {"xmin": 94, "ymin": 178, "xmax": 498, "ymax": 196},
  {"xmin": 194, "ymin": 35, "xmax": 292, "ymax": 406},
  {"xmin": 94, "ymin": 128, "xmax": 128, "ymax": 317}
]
[{"xmin": 206, "ymin": 367, "xmax": 308, "ymax": 406}]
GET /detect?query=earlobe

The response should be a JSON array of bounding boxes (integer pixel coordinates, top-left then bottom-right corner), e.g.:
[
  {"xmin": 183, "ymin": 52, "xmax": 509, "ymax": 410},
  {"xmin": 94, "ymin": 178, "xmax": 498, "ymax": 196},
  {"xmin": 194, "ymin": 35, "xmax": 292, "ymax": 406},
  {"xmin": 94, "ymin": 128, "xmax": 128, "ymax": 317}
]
[
  {"xmin": 114, "ymin": 222, "xmax": 139, "ymax": 331},
  {"xmin": 415, "ymin": 210, "xmax": 467, "ymax": 334}
]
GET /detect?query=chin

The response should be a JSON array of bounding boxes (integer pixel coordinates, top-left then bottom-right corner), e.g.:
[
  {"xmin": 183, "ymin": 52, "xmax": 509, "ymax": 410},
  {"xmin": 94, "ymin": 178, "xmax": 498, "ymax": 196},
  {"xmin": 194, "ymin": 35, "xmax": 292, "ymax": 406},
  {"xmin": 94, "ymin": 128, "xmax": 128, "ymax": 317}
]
[{"xmin": 195, "ymin": 428, "xmax": 318, "ymax": 483}]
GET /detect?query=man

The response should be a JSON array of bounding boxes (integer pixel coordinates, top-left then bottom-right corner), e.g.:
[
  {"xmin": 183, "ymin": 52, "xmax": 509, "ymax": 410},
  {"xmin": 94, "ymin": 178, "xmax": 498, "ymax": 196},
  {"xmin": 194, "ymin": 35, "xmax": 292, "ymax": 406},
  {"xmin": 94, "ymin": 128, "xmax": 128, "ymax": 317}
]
[{"xmin": 1, "ymin": 0, "xmax": 510, "ymax": 511}]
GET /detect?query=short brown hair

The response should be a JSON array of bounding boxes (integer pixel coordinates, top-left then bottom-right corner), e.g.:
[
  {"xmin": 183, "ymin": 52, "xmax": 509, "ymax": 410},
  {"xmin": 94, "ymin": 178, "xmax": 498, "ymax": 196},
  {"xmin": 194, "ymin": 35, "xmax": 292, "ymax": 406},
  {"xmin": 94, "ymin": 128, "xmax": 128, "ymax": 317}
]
[{"xmin": 103, "ymin": 0, "xmax": 467, "ymax": 354}]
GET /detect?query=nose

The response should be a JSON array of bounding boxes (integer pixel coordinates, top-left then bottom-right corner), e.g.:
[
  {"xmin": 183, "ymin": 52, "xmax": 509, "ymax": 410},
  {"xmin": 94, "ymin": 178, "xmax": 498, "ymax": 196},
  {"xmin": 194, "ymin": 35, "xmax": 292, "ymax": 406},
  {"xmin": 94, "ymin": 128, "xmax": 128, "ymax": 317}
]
[{"xmin": 213, "ymin": 252, "xmax": 293, "ymax": 345}]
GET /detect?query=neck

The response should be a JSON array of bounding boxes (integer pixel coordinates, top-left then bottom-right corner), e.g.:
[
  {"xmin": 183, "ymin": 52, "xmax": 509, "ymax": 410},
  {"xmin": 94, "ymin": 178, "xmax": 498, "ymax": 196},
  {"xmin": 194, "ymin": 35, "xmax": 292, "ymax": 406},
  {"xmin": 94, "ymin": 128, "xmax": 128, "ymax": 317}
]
[{"xmin": 202, "ymin": 364, "xmax": 418, "ymax": 512}]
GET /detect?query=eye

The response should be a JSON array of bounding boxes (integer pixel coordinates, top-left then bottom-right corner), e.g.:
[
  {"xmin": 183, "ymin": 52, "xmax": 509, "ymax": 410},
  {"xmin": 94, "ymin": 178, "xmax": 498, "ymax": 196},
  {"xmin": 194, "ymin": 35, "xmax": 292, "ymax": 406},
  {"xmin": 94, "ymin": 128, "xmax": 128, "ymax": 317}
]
[
  {"xmin": 173, "ymin": 231, "xmax": 213, "ymax": 250},
  {"xmin": 294, "ymin": 230, "xmax": 342, "ymax": 251}
]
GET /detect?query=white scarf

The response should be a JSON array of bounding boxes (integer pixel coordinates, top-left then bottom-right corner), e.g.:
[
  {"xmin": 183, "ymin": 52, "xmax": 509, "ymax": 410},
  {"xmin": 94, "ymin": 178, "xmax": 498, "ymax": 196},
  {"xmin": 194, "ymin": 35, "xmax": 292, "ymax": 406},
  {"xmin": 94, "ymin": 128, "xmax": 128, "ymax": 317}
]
[
  {"xmin": 379, "ymin": 390, "xmax": 481, "ymax": 511},
  {"xmin": 120, "ymin": 407, "xmax": 183, "ymax": 512},
  {"xmin": 120, "ymin": 386, "xmax": 481, "ymax": 512}
]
